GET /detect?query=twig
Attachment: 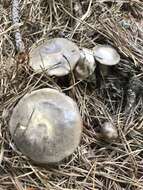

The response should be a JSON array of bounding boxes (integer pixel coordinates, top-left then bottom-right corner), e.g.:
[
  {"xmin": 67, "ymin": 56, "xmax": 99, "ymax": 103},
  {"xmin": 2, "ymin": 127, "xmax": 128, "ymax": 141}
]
[
  {"xmin": 12, "ymin": 0, "xmax": 25, "ymax": 52},
  {"xmin": 70, "ymin": 0, "xmax": 92, "ymax": 38}
]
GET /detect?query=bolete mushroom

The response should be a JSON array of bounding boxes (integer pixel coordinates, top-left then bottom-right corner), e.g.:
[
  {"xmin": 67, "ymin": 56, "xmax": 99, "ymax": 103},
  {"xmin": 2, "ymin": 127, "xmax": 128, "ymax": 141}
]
[
  {"xmin": 29, "ymin": 38, "xmax": 81, "ymax": 77},
  {"xmin": 9, "ymin": 88, "xmax": 82, "ymax": 164},
  {"xmin": 93, "ymin": 45, "xmax": 120, "ymax": 76},
  {"xmin": 100, "ymin": 121, "xmax": 118, "ymax": 142},
  {"xmin": 74, "ymin": 48, "xmax": 96, "ymax": 80}
]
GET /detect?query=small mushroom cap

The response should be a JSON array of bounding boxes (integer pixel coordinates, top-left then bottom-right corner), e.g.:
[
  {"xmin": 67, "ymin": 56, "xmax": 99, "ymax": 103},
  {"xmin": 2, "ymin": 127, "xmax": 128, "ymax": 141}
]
[
  {"xmin": 9, "ymin": 88, "xmax": 82, "ymax": 164},
  {"xmin": 100, "ymin": 121, "xmax": 118, "ymax": 141},
  {"xmin": 29, "ymin": 38, "xmax": 81, "ymax": 76},
  {"xmin": 74, "ymin": 48, "xmax": 96, "ymax": 80},
  {"xmin": 93, "ymin": 45, "xmax": 120, "ymax": 66}
]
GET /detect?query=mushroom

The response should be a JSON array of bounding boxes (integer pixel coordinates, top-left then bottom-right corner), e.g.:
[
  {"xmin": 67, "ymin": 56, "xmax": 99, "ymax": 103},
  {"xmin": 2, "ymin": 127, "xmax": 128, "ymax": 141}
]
[
  {"xmin": 9, "ymin": 88, "xmax": 82, "ymax": 164},
  {"xmin": 74, "ymin": 48, "xmax": 96, "ymax": 80},
  {"xmin": 93, "ymin": 45, "xmax": 120, "ymax": 77},
  {"xmin": 100, "ymin": 121, "xmax": 118, "ymax": 142},
  {"xmin": 29, "ymin": 38, "xmax": 81, "ymax": 77}
]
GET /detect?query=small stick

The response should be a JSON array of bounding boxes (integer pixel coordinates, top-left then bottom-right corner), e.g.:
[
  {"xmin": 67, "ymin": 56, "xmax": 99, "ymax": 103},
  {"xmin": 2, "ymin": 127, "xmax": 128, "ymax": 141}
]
[
  {"xmin": 12, "ymin": 0, "xmax": 25, "ymax": 52},
  {"xmin": 125, "ymin": 78, "xmax": 143, "ymax": 114},
  {"xmin": 125, "ymin": 88, "xmax": 136, "ymax": 114}
]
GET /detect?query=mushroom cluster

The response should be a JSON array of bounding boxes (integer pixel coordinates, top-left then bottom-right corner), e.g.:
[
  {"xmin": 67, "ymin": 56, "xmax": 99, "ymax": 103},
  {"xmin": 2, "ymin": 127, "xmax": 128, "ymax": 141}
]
[
  {"xmin": 9, "ymin": 37, "xmax": 120, "ymax": 164},
  {"xmin": 9, "ymin": 88, "xmax": 82, "ymax": 164},
  {"xmin": 29, "ymin": 38, "xmax": 120, "ymax": 80}
]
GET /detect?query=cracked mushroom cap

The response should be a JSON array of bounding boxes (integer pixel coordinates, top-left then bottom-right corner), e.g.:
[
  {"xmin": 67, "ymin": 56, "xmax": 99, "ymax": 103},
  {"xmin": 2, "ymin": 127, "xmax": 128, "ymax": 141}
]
[
  {"xmin": 9, "ymin": 88, "xmax": 82, "ymax": 164},
  {"xmin": 29, "ymin": 38, "xmax": 81, "ymax": 76},
  {"xmin": 93, "ymin": 45, "xmax": 120, "ymax": 66},
  {"xmin": 74, "ymin": 48, "xmax": 96, "ymax": 80}
]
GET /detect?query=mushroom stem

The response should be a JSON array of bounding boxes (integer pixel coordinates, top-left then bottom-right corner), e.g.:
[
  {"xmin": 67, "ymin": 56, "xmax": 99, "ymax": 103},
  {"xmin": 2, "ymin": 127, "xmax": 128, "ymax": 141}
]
[
  {"xmin": 74, "ymin": 48, "xmax": 96, "ymax": 80},
  {"xmin": 98, "ymin": 64, "xmax": 109, "ymax": 78}
]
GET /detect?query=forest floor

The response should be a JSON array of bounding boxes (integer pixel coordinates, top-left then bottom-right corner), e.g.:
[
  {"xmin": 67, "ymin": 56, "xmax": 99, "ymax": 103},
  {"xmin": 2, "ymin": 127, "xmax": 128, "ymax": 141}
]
[{"xmin": 0, "ymin": 1, "xmax": 143, "ymax": 190}]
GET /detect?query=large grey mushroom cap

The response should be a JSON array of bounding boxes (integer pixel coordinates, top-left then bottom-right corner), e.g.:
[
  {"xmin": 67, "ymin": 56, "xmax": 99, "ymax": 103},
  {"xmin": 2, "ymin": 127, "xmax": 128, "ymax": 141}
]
[
  {"xmin": 74, "ymin": 48, "xmax": 96, "ymax": 80},
  {"xmin": 29, "ymin": 38, "xmax": 81, "ymax": 76},
  {"xmin": 9, "ymin": 88, "xmax": 82, "ymax": 164},
  {"xmin": 93, "ymin": 45, "xmax": 120, "ymax": 66}
]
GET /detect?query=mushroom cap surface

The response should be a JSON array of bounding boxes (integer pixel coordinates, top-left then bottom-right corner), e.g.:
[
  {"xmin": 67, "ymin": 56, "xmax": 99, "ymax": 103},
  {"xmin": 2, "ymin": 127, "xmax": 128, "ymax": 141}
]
[
  {"xmin": 93, "ymin": 45, "xmax": 120, "ymax": 66},
  {"xmin": 101, "ymin": 121, "xmax": 118, "ymax": 141},
  {"xmin": 74, "ymin": 48, "xmax": 96, "ymax": 80},
  {"xmin": 9, "ymin": 88, "xmax": 82, "ymax": 164},
  {"xmin": 29, "ymin": 38, "xmax": 81, "ymax": 76}
]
